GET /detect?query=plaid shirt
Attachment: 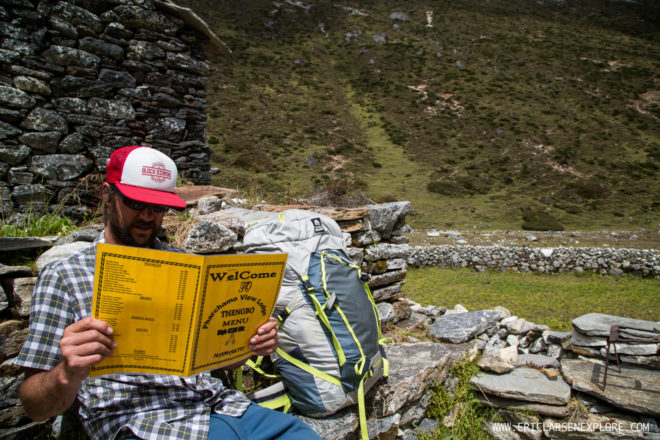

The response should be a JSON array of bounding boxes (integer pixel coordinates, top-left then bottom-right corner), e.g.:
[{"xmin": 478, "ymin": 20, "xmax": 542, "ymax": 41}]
[{"xmin": 15, "ymin": 232, "xmax": 251, "ymax": 440}]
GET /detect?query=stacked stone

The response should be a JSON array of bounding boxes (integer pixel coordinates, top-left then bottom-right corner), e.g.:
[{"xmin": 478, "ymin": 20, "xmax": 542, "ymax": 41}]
[
  {"xmin": 404, "ymin": 305, "xmax": 660, "ymax": 439},
  {"xmin": 407, "ymin": 245, "xmax": 660, "ymax": 277},
  {"xmin": 186, "ymin": 199, "xmax": 414, "ymax": 316},
  {"xmin": 568, "ymin": 313, "xmax": 660, "ymax": 370},
  {"xmin": 0, "ymin": 0, "xmax": 213, "ymax": 220},
  {"xmin": 344, "ymin": 202, "xmax": 412, "ymax": 325},
  {"xmin": 0, "ymin": 265, "xmax": 36, "ymax": 437}
]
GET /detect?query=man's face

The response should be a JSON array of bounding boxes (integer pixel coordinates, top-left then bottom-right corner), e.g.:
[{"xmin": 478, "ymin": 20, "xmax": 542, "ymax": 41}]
[{"xmin": 104, "ymin": 184, "xmax": 164, "ymax": 247}]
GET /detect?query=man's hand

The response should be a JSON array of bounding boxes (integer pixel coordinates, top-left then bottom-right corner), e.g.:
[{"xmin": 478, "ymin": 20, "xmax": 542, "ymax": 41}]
[
  {"xmin": 59, "ymin": 317, "xmax": 116, "ymax": 382},
  {"xmin": 249, "ymin": 317, "xmax": 278, "ymax": 356},
  {"xmin": 19, "ymin": 317, "xmax": 115, "ymax": 421}
]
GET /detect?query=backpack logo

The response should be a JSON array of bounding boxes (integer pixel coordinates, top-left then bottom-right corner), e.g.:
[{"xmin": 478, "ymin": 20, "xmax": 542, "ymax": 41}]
[{"xmin": 311, "ymin": 218, "xmax": 325, "ymax": 233}]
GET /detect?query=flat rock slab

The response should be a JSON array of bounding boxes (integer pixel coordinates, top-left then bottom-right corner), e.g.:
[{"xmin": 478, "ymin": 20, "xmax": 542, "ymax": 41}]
[
  {"xmin": 372, "ymin": 342, "xmax": 453, "ymax": 416},
  {"xmin": 475, "ymin": 394, "xmax": 576, "ymax": 418},
  {"xmin": 295, "ymin": 342, "xmax": 453, "ymax": 440},
  {"xmin": 470, "ymin": 367, "xmax": 571, "ymax": 405},
  {"xmin": 0, "ymin": 236, "xmax": 57, "ymax": 252},
  {"xmin": 572, "ymin": 313, "xmax": 660, "ymax": 338},
  {"xmin": 175, "ymin": 185, "xmax": 239, "ymax": 204},
  {"xmin": 515, "ymin": 354, "xmax": 560, "ymax": 369},
  {"xmin": 561, "ymin": 358, "xmax": 660, "ymax": 417},
  {"xmin": 430, "ymin": 310, "xmax": 500, "ymax": 343}
]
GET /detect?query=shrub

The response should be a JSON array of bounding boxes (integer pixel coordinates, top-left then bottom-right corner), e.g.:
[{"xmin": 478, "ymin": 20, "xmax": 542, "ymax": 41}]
[
  {"xmin": 427, "ymin": 181, "xmax": 468, "ymax": 196},
  {"xmin": 521, "ymin": 210, "xmax": 564, "ymax": 231}
]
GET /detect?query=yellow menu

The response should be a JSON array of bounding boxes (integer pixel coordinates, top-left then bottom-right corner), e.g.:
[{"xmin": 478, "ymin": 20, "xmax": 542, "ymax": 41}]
[{"xmin": 90, "ymin": 243, "xmax": 286, "ymax": 377}]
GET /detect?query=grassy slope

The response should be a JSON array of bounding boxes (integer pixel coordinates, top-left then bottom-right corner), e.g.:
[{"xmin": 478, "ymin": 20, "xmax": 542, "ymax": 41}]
[{"xmin": 178, "ymin": 0, "xmax": 660, "ymax": 230}]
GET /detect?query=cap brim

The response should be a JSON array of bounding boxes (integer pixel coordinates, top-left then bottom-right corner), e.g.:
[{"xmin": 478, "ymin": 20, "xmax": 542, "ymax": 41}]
[{"xmin": 115, "ymin": 183, "xmax": 187, "ymax": 209}]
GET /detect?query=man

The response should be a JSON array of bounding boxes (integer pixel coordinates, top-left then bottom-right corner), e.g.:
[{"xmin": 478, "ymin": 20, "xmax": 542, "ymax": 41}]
[{"xmin": 15, "ymin": 146, "xmax": 321, "ymax": 440}]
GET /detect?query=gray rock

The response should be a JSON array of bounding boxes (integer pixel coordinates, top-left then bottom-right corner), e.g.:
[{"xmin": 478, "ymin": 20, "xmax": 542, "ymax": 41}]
[
  {"xmin": 546, "ymin": 331, "xmax": 572, "ymax": 344},
  {"xmin": 571, "ymin": 330, "xmax": 607, "ymax": 347},
  {"xmin": 11, "ymin": 184, "xmax": 53, "ymax": 206},
  {"xmin": 377, "ymin": 302, "xmax": 395, "ymax": 323},
  {"xmin": 470, "ymin": 367, "xmax": 571, "ymax": 405},
  {"xmin": 352, "ymin": 230, "xmax": 381, "ymax": 247},
  {"xmin": 197, "ymin": 195, "xmax": 223, "ymax": 215},
  {"xmin": 41, "ymin": 45, "xmax": 101, "ymax": 69},
  {"xmin": 296, "ymin": 410, "xmax": 357, "ymax": 440},
  {"xmin": 364, "ymin": 203, "xmax": 410, "ymax": 239},
  {"xmin": 36, "ymin": 242, "xmax": 91, "ymax": 272},
  {"xmin": 58, "ymin": 133, "xmax": 87, "ymax": 153},
  {"xmin": 561, "ymin": 358, "xmax": 660, "ymax": 417},
  {"xmin": 367, "ymin": 269, "xmax": 407, "ymax": 289},
  {"xmin": 88, "ymin": 97, "xmax": 135, "ymax": 120},
  {"xmin": 415, "ymin": 418, "xmax": 438, "ymax": 435},
  {"xmin": 478, "ymin": 353, "xmax": 514, "ymax": 374},
  {"xmin": 477, "ymin": 394, "xmax": 575, "ymax": 418},
  {"xmin": 17, "ymin": 131, "xmax": 60, "ymax": 153},
  {"xmin": 0, "ymin": 284, "xmax": 7, "ymax": 312},
  {"xmin": 572, "ymin": 313, "xmax": 660, "ymax": 338},
  {"xmin": 389, "ymin": 11, "xmax": 410, "ymax": 21},
  {"xmin": 364, "ymin": 244, "xmax": 411, "ymax": 261},
  {"xmin": 51, "ymin": 1, "xmax": 103, "ymax": 33},
  {"xmin": 515, "ymin": 354, "xmax": 560, "ymax": 369},
  {"xmin": 0, "ymin": 84, "xmax": 36, "ymax": 109},
  {"xmin": 0, "ymin": 266, "xmax": 33, "ymax": 278},
  {"xmin": 13, "ymin": 75, "xmax": 51, "ymax": 95},
  {"xmin": 29, "ymin": 154, "xmax": 93, "ymax": 180},
  {"xmin": 55, "ymin": 229, "xmax": 101, "ymax": 245},
  {"xmin": 0, "ymin": 320, "xmax": 28, "ymax": 360},
  {"xmin": 483, "ymin": 421, "xmax": 525, "ymax": 440},
  {"xmin": 529, "ymin": 336, "xmax": 548, "ymax": 354},
  {"xmin": 79, "ymin": 37, "xmax": 124, "ymax": 60},
  {"xmin": 371, "ymin": 280, "xmax": 405, "ymax": 302},
  {"xmin": 399, "ymin": 391, "xmax": 431, "ymax": 428},
  {"xmin": 600, "ymin": 343, "xmax": 659, "ymax": 356},
  {"xmin": 183, "ymin": 221, "xmax": 237, "ymax": 254},
  {"xmin": 484, "ymin": 334, "xmax": 504, "ymax": 355},
  {"xmin": 546, "ymin": 344, "xmax": 563, "ymax": 359},
  {"xmin": 10, "ymin": 277, "xmax": 36, "ymax": 317},
  {"xmin": 494, "ymin": 306, "xmax": 511, "ymax": 319},
  {"xmin": 430, "ymin": 310, "xmax": 500, "ymax": 343},
  {"xmin": 0, "ymin": 144, "xmax": 31, "ymax": 165},
  {"xmin": 20, "ymin": 107, "xmax": 68, "ymax": 132},
  {"xmin": 7, "ymin": 167, "xmax": 32, "ymax": 185},
  {"xmin": 373, "ymin": 343, "xmax": 452, "ymax": 416},
  {"xmin": 373, "ymin": 32, "xmax": 387, "ymax": 44},
  {"xmin": 366, "ymin": 413, "xmax": 400, "ymax": 439}
]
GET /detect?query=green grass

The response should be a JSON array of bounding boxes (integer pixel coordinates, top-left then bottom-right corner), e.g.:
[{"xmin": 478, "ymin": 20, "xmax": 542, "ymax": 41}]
[
  {"xmin": 419, "ymin": 357, "xmax": 498, "ymax": 440},
  {"xmin": 404, "ymin": 267, "xmax": 660, "ymax": 331},
  {"xmin": 0, "ymin": 212, "xmax": 75, "ymax": 237}
]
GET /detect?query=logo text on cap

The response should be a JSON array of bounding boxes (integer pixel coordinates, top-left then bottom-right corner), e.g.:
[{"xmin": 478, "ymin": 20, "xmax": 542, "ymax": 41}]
[{"xmin": 142, "ymin": 162, "xmax": 172, "ymax": 184}]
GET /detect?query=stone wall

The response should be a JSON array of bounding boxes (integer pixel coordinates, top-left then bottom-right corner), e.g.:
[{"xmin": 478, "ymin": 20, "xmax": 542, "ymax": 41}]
[
  {"xmin": 0, "ymin": 0, "xmax": 214, "ymax": 220},
  {"xmin": 407, "ymin": 245, "xmax": 660, "ymax": 277}
]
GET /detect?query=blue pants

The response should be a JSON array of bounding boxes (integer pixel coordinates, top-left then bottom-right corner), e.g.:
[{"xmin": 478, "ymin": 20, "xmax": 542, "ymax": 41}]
[{"xmin": 208, "ymin": 403, "xmax": 321, "ymax": 440}]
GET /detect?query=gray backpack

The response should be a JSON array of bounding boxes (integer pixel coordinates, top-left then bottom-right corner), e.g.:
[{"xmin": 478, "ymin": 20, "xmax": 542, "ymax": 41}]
[{"xmin": 243, "ymin": 209, "xmax": 388, "ymax": 439}]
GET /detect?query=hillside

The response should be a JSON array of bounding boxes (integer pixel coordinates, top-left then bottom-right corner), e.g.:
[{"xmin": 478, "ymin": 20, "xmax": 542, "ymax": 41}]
[{"xmin": 177, "ymin": 0, "xmax": 660, "ymax": 231}]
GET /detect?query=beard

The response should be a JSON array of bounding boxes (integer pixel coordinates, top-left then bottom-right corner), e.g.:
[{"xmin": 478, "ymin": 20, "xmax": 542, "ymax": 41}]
[{"xmin": 106, "ymin": 197, "xmax": 160, "ymax": 247}]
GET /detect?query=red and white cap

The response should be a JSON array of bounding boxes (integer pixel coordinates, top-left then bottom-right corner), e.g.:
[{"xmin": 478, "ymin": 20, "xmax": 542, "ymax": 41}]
[{"xmin": 106, "ymin": 146, "xmax": 186, "ymax": 208}]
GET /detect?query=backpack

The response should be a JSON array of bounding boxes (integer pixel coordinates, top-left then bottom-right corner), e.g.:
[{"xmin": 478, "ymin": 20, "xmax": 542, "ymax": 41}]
[{"xmin": 243, "ymin": 209, "xmax": 389, "ymax": 439}]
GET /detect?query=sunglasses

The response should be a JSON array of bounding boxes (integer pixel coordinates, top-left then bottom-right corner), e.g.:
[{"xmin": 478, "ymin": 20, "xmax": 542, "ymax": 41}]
[{"xmin": 110, "ymin": 184, "xmax": 169, "ymax": 213}]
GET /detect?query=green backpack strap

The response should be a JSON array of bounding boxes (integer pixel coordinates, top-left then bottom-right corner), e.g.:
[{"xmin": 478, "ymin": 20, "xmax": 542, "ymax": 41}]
[{"xmin": 245, "ymin": 356, "xmax": 282, "ymax": 380}]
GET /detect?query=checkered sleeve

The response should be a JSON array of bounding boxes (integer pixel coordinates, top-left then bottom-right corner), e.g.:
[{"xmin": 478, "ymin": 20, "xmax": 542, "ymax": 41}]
[{"xmin": 14, "ymin": 263, "xmax": 76, "ymax": 370}]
